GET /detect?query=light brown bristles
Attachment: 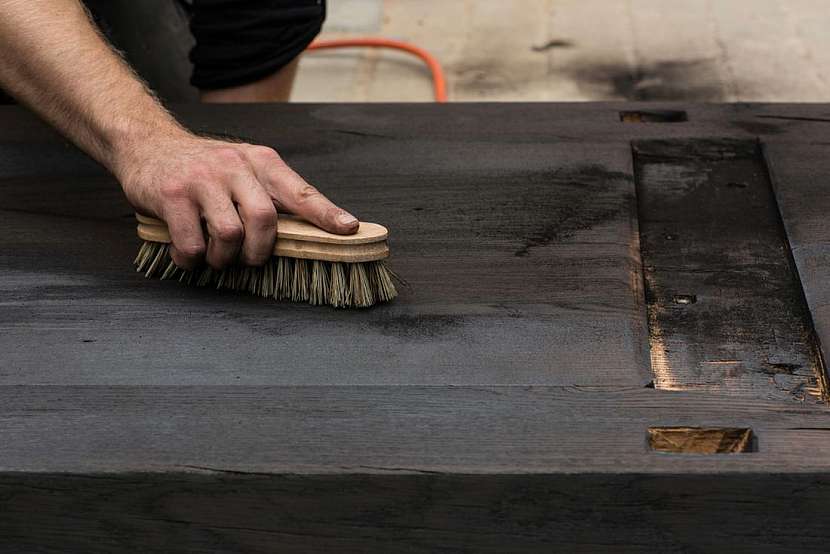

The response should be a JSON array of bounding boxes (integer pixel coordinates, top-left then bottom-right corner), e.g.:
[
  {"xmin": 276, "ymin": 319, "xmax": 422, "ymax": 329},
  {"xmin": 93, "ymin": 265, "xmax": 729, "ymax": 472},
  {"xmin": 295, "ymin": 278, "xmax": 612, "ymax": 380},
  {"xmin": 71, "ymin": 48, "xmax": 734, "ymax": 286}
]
[{"xmin": 134, "ymin": 240, "xmax": 398, "ymax": 309}]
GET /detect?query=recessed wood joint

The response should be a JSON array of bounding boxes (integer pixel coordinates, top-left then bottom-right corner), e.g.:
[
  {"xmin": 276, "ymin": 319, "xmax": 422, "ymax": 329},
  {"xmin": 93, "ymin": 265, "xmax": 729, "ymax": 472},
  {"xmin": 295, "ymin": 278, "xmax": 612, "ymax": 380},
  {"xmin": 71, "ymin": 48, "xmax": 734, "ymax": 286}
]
[{"xmin": 648, "ymin": 426, "xmax": 755, "ymax": 454}]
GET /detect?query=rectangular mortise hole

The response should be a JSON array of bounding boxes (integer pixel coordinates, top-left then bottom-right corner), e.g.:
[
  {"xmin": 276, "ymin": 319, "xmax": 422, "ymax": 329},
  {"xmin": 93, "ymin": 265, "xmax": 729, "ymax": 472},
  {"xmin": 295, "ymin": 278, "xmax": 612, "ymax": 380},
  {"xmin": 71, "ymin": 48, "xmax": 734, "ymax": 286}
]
[
  {"xmin": 648, "ymin": 427, "xmax": 756, "ymax": 454},
  {"xmin": 620, "ymin": 110, "xmax": 688, "ymax": 123}
]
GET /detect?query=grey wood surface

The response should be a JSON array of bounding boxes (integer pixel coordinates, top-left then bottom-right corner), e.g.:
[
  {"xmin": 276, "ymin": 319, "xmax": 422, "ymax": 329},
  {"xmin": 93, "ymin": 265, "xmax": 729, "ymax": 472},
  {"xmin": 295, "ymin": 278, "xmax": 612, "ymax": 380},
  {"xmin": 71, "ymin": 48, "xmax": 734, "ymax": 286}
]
[
  {"xmin": 634, "ymin": 138, "xmax": 823, "ymax": 401},
  {"xmin": 1, "ymin": 385, "xmax": 830, "ymax": 473},
  {"xmin": 3, "ymin": 103, "xmax": 830, "ymax": 552},
  {"xmin": 0, "ymin": 126, "xmax": 649, "ymax": 386},
  {"xmin": 3, "ymin": 384, "xmax": 830, "ymax": 552},
  {"xmin": 765, "ymin": 142, "xmax": 830, "ymax": 385}
]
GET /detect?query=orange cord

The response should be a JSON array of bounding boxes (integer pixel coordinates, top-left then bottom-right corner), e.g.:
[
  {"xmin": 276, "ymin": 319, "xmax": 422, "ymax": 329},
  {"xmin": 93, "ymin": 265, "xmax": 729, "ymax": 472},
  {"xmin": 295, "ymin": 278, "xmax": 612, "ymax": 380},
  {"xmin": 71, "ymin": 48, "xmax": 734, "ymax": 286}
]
[{"xmin": 306, "ymin": 37, "xmax": 447, "ymax": 102}]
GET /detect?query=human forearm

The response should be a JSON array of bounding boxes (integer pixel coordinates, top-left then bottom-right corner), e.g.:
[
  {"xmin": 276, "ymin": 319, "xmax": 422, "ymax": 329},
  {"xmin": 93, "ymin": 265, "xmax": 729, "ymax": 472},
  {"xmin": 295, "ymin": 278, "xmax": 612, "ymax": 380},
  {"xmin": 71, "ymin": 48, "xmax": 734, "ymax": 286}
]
[
  {"xmin": 0, "ymin": 0, "xmax": 184, "ymax": 171},
  {"xmin": 0, "ymin": 0, "xmax": 359, "ymax": 271}
]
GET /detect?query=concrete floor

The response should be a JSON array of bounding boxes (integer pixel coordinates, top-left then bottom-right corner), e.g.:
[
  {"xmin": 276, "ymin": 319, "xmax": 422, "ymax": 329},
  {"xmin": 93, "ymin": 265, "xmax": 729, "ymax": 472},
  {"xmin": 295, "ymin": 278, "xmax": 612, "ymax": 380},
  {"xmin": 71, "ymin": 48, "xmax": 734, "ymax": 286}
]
[{"xmin": 294, "ymin": 0, "xmax": 830, "ymax": 103}]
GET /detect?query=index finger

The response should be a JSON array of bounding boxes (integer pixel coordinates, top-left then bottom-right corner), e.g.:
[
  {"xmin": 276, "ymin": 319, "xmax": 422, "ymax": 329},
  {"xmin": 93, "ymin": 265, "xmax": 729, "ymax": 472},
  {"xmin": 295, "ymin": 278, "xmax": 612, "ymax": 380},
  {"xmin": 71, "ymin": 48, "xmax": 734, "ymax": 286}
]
[{"xmin": 248, "ymin": 148, "xmax": 359, "ymax": 234}]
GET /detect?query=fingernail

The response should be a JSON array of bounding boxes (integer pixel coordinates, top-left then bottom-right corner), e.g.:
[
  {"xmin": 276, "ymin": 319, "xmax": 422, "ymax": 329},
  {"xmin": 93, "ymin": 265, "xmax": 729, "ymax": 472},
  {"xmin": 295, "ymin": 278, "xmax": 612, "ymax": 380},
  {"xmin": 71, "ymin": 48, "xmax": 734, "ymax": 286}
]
[{"xmin": 338, "ymin": 212, "xmax": 358, "ymax": 226}]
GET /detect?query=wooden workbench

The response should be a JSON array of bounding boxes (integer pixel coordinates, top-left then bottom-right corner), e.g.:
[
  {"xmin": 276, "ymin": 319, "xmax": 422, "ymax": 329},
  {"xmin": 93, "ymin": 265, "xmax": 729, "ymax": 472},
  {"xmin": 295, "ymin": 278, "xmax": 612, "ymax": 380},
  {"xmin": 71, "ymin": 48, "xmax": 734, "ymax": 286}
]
[{"xmin": 2, "ymin": 103, "xmax": 830, "ymax": 552}]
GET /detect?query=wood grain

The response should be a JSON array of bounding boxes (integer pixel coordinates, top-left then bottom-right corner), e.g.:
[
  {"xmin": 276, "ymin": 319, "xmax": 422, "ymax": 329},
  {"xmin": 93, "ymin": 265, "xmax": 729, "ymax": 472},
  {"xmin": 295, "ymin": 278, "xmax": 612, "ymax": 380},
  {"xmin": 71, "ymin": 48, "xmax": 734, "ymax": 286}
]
[
  {"xmin": 2, "ymin": 385, "xmax": 830, "ymax": 474},
  {"xmin": 5, "ymin": 470, "xmax": 830, "ymax": 553},
  {"xmin": 0, "ymin": 127, "xmax": 650, "ymax": 386},
  {"xmin": 633, "ymin": 138, "xmax": 825, "ymax": 402},
  {"xmin": 2, "ymin": 385, "xmax": 830, "ymax": 552},
  {"xmin": 764, "ymin": 142, "xmax": 830, "ymax": 401},
  {"xmin": 4, "ymin": 102, "xmax": 830, "ymax": 551},
  {"xmin": 0, "ymin": 473, "xmax": 830, "ymax": 554}
]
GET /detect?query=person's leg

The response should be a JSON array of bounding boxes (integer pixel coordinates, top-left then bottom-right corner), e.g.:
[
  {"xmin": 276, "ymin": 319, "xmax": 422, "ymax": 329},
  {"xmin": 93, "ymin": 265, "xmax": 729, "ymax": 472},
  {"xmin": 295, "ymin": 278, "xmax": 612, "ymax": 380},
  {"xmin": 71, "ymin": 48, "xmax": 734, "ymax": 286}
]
[
  {"xmin": 11, "ymin": 1, "xmax": 324, "ymax": 105},
  {"xmin": 189, "ymin": 0, "xmax": 325, "ymax": 104},
  {"xmin": 200, "ymin": 57, "xmax": 299, "ymax": 103}
]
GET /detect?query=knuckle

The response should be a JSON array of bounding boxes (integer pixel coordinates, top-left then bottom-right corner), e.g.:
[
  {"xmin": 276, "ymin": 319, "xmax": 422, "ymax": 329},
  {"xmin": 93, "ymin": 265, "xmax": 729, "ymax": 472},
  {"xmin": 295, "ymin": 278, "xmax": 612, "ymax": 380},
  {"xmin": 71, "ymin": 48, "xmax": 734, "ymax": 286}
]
[
  {"xmin": 249, "ymin": 145, "xmax": 282, "ymax": 163},
  {"xmin": 214, "ymin": 146, "xmax": 247, "ymax": 164},
  {"xmin": 184, "ymin": 167, "xmax": 213, "ymax": 183},
  {"xmin": 159, "ymin": 180, "xmax": 189, "ymax": 200},
  {"xmin": 213, "ymin": 222, "xmax": 243, "ymax": 243},
  {"xmin": 295, "ymin": 184, "xmax": 322, "ymax": 203},
  {"xmin": 325, "ymin": 206, "xmax": 343, "ymax": 223},
  {"xmin": 177, "ymin": 243, "xmax": 206, "ymax": 258},
  {"xmin": 247, "ymin": 205, "xmax": 277, "ymax": 228}
]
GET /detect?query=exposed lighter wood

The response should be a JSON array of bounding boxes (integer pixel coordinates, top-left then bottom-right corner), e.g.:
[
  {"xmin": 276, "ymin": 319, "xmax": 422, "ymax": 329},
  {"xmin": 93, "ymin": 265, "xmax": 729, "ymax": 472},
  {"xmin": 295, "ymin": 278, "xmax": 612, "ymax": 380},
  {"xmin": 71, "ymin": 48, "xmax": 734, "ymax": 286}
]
[
  {"xmin": 136, "ymin": 214, "xmax": 390, "ymax": 263},
  {"xmin": 647, "ymin": 426, "xmax": 754, "ymax": 454}
]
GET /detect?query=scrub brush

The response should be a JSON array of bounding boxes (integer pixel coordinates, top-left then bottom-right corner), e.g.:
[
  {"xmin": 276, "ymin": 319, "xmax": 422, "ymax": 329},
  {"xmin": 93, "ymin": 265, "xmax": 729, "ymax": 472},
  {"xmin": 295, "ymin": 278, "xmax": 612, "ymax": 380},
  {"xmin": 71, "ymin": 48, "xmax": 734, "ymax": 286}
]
[{"xmin": 133, "ymin": 214, "xmax": 397, "ymax": 308}]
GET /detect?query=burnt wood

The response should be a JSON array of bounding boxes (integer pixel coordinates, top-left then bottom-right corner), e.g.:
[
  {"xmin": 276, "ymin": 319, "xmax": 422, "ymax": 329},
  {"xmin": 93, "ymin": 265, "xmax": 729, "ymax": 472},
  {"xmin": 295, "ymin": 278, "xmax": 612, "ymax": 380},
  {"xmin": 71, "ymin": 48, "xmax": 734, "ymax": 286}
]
[
  {"xmin": 3, "ymin": 103, "xmax": 830, "ymax": 552},
  {"xmin": 0, "ymin": 142, "xmax": 649, "ymax": 386},
  {"xmin": 3, "ymin": 385, "xmax": 830, "ymax": 552},
  {"xmin": 4, "ymin": 472, "xmax": 830, "ymax": 553},
  {"xmin": 764, "ymin": 142, "xmax": 830, "ymax": 390},
  {"xmin": 633, "ymin": 138, "xmax": 824, "ymax": 401}
]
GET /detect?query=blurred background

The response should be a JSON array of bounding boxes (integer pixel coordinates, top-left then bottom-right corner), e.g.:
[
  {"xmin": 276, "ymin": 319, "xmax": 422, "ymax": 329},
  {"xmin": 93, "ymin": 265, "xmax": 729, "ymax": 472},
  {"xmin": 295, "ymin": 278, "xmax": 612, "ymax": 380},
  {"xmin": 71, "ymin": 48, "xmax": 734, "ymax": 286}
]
[{"xmin": 294, "ymin": 0, "xmax": 830, "ymax": 102}]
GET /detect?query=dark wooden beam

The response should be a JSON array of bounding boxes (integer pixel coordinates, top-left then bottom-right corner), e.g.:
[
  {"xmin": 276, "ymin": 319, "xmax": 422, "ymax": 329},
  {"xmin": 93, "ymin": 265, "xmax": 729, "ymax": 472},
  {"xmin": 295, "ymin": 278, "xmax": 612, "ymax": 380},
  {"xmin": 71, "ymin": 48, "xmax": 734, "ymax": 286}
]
[
  {"xmin": 3, "ymin": 470, "xmax": 830, "ymax": 553},
  {"xmin": 4, "ymin": 103, "xmax": 830, "ymax": 551}
]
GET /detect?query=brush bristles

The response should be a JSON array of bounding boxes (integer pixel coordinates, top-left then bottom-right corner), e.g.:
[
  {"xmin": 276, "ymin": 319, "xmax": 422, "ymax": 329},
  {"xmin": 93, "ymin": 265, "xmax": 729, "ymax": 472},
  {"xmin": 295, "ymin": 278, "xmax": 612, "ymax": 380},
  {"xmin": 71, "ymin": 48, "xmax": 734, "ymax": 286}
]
[
  {"xmin": 309, "ymin": 260, "xmax": 330, "ymax": 306},
  {"xmin": 329, "ymin": 262, "xmax": 349, "ymax": 308},
  {"xmin": 349, "ymin": 263, "xmax": 373, "ymax": 308},
  {"xmin": 134, "ymin": 241, "xmax": 397, "ymax": 308}
]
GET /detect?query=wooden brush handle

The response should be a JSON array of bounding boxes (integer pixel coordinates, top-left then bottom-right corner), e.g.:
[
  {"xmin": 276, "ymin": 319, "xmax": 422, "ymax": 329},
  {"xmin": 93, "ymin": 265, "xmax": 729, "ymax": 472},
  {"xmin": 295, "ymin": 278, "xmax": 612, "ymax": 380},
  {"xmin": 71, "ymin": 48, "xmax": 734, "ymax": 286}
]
[{"xmin": 136, "ymin": 213, "xmax": 390, "ymax": 263}]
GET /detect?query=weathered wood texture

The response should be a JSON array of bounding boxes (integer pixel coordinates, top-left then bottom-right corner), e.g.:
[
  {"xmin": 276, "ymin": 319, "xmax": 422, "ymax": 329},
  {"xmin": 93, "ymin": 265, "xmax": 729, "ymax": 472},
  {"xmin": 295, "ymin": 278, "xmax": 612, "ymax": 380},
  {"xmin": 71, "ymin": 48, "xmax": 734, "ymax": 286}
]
[
  {"xmin": 3, "ymin": 385, "xmax": 830, "ymax": 552},
  {"xmin": 2, "ymin": 386, "xmax": 830, "ymax": 473},
  {"xmin": 765, "ymin": 142, "xmax": 830, "ymax": 386},
  {"xmin": 4, "ymin": 471, "xmax": 830, "ymax": 553},
  {"xmin": 0, "ymin": 120, "xmax": 648, "ymax": 386},
  {"xmin": 3, "ymin": 103, "xmax": 830, "ymax": 551},
  {"xmin": 4, "ymin": 384, "xmax": 830, "ymax": 552},
  {"xmin": 634, "ymin": 138, "xmax": 824, "ymax": 401}
]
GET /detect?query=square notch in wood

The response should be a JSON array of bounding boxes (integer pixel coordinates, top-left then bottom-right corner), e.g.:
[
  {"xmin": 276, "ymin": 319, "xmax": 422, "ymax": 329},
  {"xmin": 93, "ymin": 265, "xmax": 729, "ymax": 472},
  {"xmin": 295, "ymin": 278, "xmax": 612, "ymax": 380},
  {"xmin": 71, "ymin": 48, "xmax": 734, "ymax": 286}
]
[
  {"xmin": 619, "ymin": 110, "xmax": 688, "ymax": 123},
  {"xmin": 648, "ymin": 426, "xmax": 755, "ymax": 454}
]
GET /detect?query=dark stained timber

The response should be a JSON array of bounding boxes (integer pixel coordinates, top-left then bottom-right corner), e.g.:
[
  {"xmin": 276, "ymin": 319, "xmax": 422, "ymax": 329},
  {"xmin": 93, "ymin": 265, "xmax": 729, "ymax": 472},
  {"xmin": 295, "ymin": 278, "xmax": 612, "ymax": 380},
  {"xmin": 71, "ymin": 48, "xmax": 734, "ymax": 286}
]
[
  {"xmin": 5, "ymin": 103, "xmax": 830, "ymax": 552},
  {"xmin": 4, "ymin": 471, "xmax": 830, "ymax": 553},
  {"xmin": 633, "ymin": 138, "xmax": 826, "ymax": 402},
  {"xmin": 0, "ymin": 137, "xmax": 649, "ymax": 387}
]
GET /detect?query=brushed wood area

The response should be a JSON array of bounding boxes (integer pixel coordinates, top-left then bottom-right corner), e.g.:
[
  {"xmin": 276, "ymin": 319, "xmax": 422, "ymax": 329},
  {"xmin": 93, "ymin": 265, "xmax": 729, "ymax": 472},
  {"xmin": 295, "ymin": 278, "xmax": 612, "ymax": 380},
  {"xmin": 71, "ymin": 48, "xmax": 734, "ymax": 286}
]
[
  {"xmin": 3, "ymin": 103, "xmax": 830, "ymax": 552},
  {"xmin": 633, "ymin": 138, "xmax": 824, "ymax": 401},
  {"xmin": 0, "ymin": 119, "xmax": 649, "ymax": 386}
]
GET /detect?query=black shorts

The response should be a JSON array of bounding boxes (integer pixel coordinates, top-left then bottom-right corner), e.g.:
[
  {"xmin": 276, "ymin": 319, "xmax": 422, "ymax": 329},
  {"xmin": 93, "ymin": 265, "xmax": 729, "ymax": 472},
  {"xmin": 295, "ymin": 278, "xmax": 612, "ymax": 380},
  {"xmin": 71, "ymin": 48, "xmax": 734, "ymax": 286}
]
[
  {"xmin": 0, "ymin": 0, "xmax": 325, "ymax": 104},
  {"xmin": 181, "ymin": 0, "xmax": 326, "ymax": 90}
]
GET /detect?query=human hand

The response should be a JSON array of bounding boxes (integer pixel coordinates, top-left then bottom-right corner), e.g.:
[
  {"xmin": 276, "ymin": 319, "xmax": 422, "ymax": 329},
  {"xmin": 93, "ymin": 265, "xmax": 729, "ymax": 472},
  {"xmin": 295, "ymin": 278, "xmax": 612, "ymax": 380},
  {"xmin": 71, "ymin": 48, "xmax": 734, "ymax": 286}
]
[{"xmin": 113, "ymin": 130, "xmax": 359, "ymax": 270}]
